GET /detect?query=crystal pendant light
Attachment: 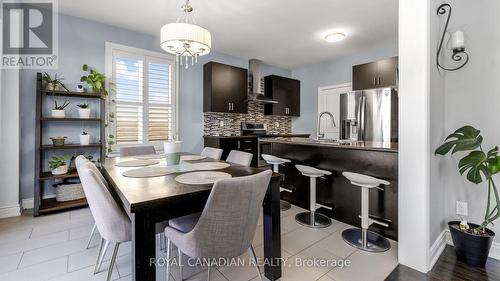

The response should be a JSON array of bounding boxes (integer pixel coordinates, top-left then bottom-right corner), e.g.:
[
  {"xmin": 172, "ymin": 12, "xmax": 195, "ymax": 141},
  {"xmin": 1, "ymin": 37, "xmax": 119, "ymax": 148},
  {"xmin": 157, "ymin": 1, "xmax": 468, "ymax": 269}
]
[{"xmin": 160, "ymin": 0, "xmax": 211, "ymax": 69}]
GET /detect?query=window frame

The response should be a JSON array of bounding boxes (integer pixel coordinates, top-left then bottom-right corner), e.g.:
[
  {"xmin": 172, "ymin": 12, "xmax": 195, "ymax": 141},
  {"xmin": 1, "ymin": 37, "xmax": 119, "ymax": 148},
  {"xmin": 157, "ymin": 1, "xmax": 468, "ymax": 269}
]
[{"xmin": 105, "ymin": 42, "xmax": 178, "ymax": 154}]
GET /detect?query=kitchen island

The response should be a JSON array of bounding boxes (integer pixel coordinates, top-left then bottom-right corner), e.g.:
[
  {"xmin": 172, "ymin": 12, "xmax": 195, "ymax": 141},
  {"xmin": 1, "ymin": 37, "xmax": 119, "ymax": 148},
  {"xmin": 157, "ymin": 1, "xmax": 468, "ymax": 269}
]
[{"xmin": 261, "ymin": 137, "xmax": 398, "ymax": 240}]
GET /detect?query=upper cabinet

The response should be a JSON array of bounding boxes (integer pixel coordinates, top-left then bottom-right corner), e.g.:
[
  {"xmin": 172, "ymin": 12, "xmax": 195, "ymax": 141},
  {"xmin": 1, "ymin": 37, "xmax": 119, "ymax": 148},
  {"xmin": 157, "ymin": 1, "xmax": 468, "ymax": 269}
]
[
  {"xmin": 203, "ymin": 62, "xmax": 248, "ymax": 114},
  {"xmin": 352, "ymin": 57, "xmax": 398, "ymax": 90},
  {"xmin": 264, "ymin": 75, "xmax": 300, "ymax": 116}
]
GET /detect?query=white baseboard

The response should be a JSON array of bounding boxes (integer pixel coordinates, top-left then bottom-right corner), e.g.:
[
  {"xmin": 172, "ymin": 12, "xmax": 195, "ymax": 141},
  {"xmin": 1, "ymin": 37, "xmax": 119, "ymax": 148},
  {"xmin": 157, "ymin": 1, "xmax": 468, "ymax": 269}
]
[
  {"xmin": 429, "ymin": 229, "xmax": 448, "ymax": 269},
  {"xmin": 21, "ymin": 195, "xmax": 56, "ymax": 210},
  {"xmin": 430, "ymin": 228, "xmax": 500, "ymax": 269},
  {"xmin": 0, "ymin": 205, "xmax": 21, "ymax": 219}
]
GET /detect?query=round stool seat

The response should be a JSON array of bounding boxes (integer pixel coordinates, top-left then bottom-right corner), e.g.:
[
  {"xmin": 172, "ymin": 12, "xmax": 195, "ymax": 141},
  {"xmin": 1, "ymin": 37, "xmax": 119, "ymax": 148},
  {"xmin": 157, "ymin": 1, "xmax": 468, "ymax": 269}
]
[
  {"xmin": 342, "ymin": 172, "xmax": 390, "ymax": 188},
  {"xmin": 261, "ymin": 154, "xmax": 291, "ymax": 165},
  {"xmin": 296, "ymin": 165, "xmax": 332, "ymax": 178}
]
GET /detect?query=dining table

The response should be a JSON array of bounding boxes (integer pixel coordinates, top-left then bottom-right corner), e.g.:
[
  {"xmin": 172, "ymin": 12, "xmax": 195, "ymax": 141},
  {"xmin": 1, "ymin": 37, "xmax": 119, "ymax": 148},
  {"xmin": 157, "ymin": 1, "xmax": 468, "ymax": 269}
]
[{"xmin": 101, "ymin": 153, "xmax": 282, "ymax": 281}]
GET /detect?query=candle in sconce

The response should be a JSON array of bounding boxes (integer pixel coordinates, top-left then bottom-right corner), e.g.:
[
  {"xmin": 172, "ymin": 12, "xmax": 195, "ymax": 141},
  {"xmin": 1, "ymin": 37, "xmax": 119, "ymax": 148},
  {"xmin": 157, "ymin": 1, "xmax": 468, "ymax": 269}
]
[{"xmin": 451, "ymin": 29, "xmax": 465, "ymax": 50}]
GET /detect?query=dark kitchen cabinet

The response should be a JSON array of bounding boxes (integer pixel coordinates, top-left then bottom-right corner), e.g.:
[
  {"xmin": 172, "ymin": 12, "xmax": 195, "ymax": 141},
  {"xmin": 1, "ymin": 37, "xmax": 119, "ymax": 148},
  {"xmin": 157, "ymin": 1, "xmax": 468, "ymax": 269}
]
[
  {"xmin": 203, "ymin": 136, "xmax": 259, "ymax": 167},
  {"xmin": 203, "ymin": 62, "xmax": 248, "ymax": 113},
  {"xmin": 352, "ymin": 57, "xmax": 398, "ymax": 90},
  {"xmin": 264, "ymin": 75, "xmax": 300, "ymax": 116}
]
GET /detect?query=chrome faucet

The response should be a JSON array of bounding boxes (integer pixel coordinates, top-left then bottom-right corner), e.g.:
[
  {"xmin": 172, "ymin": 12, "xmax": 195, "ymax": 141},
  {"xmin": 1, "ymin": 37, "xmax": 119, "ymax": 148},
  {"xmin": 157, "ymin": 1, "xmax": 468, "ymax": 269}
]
[{"xmin": 317, "ymin": 111, "xmax": 336, "ymax": 139}]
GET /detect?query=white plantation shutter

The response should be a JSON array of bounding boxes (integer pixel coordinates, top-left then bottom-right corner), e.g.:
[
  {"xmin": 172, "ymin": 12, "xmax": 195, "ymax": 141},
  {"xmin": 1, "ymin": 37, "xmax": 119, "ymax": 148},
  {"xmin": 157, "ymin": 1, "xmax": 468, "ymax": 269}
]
[{"xmin": 110, "ymin": 47, "xmax": 176, "ymax": 151}]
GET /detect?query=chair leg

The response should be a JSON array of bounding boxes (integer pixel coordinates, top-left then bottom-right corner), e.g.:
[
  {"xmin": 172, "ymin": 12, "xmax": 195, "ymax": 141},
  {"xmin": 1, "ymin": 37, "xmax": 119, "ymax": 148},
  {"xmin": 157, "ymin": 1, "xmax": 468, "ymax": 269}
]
[
  {"xmin": 95, "ymin": 239, "xmax": 110, "ymax": 274},
  {"xmin": 178, "ymin": 247, "xmax": 183, "ymax": 281},
  {"xmin": 166, "ymin": 239, "xmax": 172, "ymax": 281},
  {"xmin": 86, "ymin": 224, "xmax": 97, "ymax": 249},
  {"xmin": 106, "ymin": 242, "xmax": 120, "ymax": 281},
  {"xmin": 249, "ymin": 245, "xmax": 263, "ymax": 281},
  {"xmin": 93, "ymin": 238, "xmax": 105, "ymax": 274}
]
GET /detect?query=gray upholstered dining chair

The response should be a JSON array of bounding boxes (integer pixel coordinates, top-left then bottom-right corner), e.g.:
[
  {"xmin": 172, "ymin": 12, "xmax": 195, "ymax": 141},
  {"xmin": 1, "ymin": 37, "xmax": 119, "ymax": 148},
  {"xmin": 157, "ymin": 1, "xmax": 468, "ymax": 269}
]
[
  {"xmin": 75, "ymin": 156, "xmax": 103, "ymax": 250},
  {"xmin": 76, "ymin": 157, "xmax": 131, "ymax": 281},
  {"xmin": 164, "ymin": 170, "xmax": 272, "ymax": 281},
  {"xmin": 119, "ymin": 145, "xmax": 156, "ymax": 157},
  {"xmin": 226, "ymin": 150, "xmax": 253, "ymax": 167},
  {"xmin": 200, "ymin": 147, "xmax": 223, "ymax": 160}
]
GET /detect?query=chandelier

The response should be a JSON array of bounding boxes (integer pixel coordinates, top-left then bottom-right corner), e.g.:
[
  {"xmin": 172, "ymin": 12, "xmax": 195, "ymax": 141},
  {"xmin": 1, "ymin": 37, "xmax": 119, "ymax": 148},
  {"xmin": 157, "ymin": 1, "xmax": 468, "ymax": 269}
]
[{"xmin": 160, "ymin": 0, "xmax": 212, "ymax": 69}]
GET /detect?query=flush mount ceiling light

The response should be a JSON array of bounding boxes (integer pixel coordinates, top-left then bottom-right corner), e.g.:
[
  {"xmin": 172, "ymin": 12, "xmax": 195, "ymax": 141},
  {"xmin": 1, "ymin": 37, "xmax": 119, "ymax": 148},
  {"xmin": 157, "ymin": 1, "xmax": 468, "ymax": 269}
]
[
  {"xmin": 160, "ymin": 0, "xmax": 211, "ymax": 69},
  {"xmin": 324, "ymin": 32, "xmax": 346, "ymax": 43}
]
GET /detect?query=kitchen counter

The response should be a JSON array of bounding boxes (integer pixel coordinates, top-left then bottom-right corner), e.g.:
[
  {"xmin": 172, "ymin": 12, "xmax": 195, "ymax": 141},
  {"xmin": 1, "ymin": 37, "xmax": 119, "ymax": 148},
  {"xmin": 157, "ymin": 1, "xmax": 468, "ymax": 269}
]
[
  {"xmin": 267, "ymin": 138, "xmax": 398, "ymax": 240},
  {"xmin": 260, "ymin": 137, "xmax": 398, "ymax": 152}
]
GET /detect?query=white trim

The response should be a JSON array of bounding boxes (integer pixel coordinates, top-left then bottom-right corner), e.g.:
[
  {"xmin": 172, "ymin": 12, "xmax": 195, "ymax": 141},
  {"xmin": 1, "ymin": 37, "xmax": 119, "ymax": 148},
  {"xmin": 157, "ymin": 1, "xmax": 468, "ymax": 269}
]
[
  {"xmin": 429, "ymin": 229, "xmax": 448, "ymax": 269},
  {"xmin": 0, "ymin": 205, "xmax": 21, "ymax": 219},
  {"xmin": 317, "ymin": 82, "xmax": 352, "ymax": 92},
  {"xmin": 21, "ymin": 195, "xmax": 56, "ymax": 210}
]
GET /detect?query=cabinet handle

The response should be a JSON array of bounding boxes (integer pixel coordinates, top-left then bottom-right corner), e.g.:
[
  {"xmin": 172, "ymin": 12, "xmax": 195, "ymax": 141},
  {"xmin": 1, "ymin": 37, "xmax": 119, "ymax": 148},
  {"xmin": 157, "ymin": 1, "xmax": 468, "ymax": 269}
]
[
  {"xmin": 228, "ymin": 103, "xmax": 231, "ymax": 111},
  {"xmin": 237, "ymin": 141, "xmax": 241, "ymax": 150},
  {"xmin": 378, "ymin": 77, "xmax": 381, "ymax": 85},
  {"xmin": 373, "ymin": 77, "xmax": 376, "ymax": 85},
  {"xmin": 232, "ymin": 103, "xmax": 234, "ymax": 111},
  {"xmin": 230, "ymin": 103, "xmax": 233, "ymax": 111}
]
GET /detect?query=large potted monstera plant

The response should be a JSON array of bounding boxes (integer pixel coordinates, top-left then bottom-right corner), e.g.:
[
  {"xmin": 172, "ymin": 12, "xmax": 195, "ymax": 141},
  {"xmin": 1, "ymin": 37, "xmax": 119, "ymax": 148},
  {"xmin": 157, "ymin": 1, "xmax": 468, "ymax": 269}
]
[{"xmin": 435, "ymin": 126, "xmax": 500, "ymax": 267}]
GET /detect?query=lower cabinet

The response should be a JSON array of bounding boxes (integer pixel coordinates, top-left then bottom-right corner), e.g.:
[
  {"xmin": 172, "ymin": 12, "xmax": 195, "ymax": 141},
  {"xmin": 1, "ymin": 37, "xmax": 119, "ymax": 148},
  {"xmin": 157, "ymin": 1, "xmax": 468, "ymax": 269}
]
[{"xmin": 203, "ymin": 136, "xmax": 259, "ymax": 167}]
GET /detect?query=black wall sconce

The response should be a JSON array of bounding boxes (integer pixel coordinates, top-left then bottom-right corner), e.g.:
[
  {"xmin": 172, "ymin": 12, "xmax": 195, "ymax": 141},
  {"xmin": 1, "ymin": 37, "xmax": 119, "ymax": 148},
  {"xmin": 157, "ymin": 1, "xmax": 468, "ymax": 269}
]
[{"xmin": 437, "ymin": 3, "xmax": 469, "ymax": 71}]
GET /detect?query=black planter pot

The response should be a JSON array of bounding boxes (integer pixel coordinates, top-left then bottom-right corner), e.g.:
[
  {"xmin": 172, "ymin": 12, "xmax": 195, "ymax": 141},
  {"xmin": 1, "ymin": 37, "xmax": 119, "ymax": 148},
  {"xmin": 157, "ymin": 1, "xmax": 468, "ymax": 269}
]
[{"xmin": 448, "ymin": 221, "xmax": 495, "ymax": 267}]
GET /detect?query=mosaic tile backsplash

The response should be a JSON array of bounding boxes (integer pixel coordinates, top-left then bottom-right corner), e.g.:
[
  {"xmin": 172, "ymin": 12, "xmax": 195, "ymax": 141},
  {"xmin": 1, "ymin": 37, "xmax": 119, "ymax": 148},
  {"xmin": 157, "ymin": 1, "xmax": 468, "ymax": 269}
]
[{"xmin": 203, "ymin": 100, "xmax": 292, "ymax": 136}]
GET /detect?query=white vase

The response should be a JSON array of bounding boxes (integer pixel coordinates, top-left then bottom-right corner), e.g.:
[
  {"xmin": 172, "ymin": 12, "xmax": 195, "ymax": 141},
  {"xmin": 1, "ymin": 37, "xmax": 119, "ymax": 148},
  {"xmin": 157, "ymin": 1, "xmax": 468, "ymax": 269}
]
[
  {"xmin": 78, "ymin": 108, "xmax": 91, "ymax": 118},
  {"xmin": 51, "ymin": 165, "xmax": 68, "ymax": 175},
  {"xmin": 51, "ymin": 109, "xmax": 65, "ymax": 118},
  {"xmin": 80, "ymin": 134, "xmax": 90, "ymax": 145}
]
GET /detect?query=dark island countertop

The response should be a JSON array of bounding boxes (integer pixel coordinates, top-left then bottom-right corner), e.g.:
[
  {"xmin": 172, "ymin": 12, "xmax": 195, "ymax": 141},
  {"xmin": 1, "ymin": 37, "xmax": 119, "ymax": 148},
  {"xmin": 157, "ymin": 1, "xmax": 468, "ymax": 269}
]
[{"xmin": 260, "ymin": 137, "xmax": 398, "ymax": 152}]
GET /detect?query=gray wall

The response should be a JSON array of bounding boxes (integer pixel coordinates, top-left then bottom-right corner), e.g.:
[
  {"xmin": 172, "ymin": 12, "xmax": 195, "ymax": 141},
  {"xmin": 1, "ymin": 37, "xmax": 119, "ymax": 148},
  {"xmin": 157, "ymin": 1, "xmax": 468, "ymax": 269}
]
[
  {"xmin": 440, "ymin": 0, "xmax": 500, "ymax": 242},
  {"xmin": 19, "ymin": 14, "xmax": 290, "ymax": 200},
  {"xmin": 290, "ymin": 44, "xmax": 398, "ymax": 135}
]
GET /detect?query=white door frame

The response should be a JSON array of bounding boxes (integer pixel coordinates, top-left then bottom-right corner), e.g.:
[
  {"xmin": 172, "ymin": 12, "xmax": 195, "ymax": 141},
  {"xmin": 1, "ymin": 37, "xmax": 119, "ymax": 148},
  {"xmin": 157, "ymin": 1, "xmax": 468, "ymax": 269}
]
[{"xmin": 317, "ymin": 83, "xmax": 352, "ymax": 139}]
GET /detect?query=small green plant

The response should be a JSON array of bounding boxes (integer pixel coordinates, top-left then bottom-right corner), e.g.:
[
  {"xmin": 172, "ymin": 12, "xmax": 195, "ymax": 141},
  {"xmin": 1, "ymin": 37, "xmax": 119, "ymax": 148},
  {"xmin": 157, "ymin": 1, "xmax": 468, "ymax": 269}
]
[
  {"xmin": 435, "ymin": 126, "xmax": 500, "ymax": 234},
  {"xmin": 81, "ymin": 64, "xmax": 108, "ymax": 98},
  {"xmin": 48, "ymin": 155, "xmax": 70, "ymax": 170},
  {"xmin": 77, "ymin": 103, "xmax": 89, "ymax": 109},
  {"xmin": 42, "ymin": 72, "xmax": 69, "ymax": 91},
  {"xmin": 53, "ymin": 100, "xmax": 70, "ymax": 110}
]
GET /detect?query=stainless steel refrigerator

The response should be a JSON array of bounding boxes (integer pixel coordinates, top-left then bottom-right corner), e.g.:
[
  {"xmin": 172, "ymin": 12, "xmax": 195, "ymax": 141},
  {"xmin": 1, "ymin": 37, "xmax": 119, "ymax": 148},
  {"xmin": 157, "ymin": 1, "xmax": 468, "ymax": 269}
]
[{"xmin": 340, "ymin": 88, "xmax": 398, "ymax": 142}]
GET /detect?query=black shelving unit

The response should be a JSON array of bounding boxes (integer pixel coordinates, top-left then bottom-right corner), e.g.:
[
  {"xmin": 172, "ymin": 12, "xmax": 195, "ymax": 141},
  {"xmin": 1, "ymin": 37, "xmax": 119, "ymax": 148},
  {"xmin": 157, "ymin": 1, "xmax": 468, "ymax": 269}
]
[{"xmin": 34, "ymin": 72, "xmax": 105, "ymax": 216}]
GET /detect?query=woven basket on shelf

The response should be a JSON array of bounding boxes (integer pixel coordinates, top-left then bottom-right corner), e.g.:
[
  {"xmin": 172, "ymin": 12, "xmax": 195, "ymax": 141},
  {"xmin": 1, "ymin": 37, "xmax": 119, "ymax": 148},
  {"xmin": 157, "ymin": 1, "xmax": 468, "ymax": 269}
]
[{"xmin": 55, "ymin": 183, "xmax": 85, "ymax": 202}]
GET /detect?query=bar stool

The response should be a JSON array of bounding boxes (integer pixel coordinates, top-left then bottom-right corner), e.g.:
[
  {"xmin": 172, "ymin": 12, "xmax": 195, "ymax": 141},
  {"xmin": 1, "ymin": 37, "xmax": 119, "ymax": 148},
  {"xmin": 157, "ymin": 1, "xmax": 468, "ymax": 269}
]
[
  {"xmin": 261, "ymin": 154, "xmax": 293, "ymax": 211},
  {"xmin": 341, "ymin": 171, "xmax": 391, "ymax": 252},
  {"xmin": 295, "ymin": 164, "xmax": 332, "ymax": 228}
]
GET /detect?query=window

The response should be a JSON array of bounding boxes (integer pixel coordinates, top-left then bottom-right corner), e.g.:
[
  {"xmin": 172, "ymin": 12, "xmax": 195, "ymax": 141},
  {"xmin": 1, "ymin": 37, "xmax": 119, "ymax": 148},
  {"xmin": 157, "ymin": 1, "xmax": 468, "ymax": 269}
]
[{"xmin": 106, "ymin": 43, "xmax": 177, "ymax": 153}]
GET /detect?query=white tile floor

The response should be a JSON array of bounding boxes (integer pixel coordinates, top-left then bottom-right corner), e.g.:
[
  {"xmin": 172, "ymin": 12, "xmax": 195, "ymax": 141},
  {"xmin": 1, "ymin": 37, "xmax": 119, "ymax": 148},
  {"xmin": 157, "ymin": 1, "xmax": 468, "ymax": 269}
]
[{"xmin": 0, "ymin": 205, "xmax": 398, "ymax": 281}]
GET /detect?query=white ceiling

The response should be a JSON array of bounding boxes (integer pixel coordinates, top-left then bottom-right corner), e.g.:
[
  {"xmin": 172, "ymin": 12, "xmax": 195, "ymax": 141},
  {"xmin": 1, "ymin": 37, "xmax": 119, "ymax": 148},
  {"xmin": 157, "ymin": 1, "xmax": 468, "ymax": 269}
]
[{"xmin": 58, "ymin": 0, "xmax": 398, "ymax": 70}]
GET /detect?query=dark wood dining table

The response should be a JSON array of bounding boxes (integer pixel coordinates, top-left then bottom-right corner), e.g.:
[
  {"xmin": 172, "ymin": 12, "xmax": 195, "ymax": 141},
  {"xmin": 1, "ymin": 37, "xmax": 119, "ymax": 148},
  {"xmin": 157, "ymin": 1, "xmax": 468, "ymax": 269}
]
[{"xmin": 101, "ymin": 154, "xmax": 282, "ymax": 281}]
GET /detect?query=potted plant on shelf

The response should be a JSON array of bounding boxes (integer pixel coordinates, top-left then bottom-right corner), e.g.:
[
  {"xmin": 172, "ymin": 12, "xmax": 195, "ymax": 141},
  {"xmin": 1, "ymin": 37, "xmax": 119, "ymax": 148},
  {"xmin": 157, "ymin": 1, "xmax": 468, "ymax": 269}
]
[
  {"xmin": 80, "ymin": 131, "xmax": 90, "ymax": 145},
  {"xmin": 435, "ymin": 125, "xmax": 500, "ymax": 267},
  {"xmin": 51, "ymin": 100, "xmax": 70, "ymax": 118},
  {"xmin": 77, "ymin": 103, "xmax": 91, "ymax": 118},
  {"xmin": 49, "ymin": 136, "xmax": 67, "ymax": 147},
  {"xmin": 80, "ymin": 64, "xmax": 109, "ymax": 98},
  {"xmin": 49, "ymin": 155, "xmax": 70, "ymax": 175},
  {"xmin": 42, "ymin": 72, "xmax": 69, "ymax": 91}
]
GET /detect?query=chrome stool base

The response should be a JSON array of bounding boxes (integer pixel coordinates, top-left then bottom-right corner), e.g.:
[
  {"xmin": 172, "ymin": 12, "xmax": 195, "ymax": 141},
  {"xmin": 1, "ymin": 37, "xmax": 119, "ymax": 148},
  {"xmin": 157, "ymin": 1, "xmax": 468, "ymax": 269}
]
[
  {"xmin": 295, "ymin": 212, "xmax": 331, "ymax": 228},
  {"xmin": 341, "ymin": 228, "xmax": 391, "ymax": 252},
  {"xmin": 280, "ymin": 200, "xmax": 291, "ymax": 211}
]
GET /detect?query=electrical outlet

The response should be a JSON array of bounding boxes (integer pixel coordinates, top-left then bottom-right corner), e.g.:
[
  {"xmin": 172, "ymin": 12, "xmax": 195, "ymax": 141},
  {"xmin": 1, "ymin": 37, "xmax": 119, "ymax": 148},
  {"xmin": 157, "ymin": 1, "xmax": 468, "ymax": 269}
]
[
  {"xmin": 456, "ymin": 201, "xmax": 468, "ymax": 217},
  {"xmin": 219, "ymin": 120, "xmax": 224, "ymax": 127}
]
